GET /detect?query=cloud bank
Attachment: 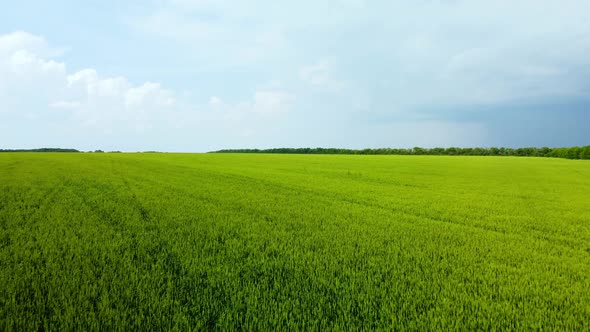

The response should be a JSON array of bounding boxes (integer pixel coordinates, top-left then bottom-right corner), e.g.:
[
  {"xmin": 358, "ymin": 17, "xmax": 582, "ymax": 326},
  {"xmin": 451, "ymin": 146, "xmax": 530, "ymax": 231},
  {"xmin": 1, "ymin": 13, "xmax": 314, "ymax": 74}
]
[{"xmin": 1, "ymin": 0, "xmax": 589, "ymax": 150}]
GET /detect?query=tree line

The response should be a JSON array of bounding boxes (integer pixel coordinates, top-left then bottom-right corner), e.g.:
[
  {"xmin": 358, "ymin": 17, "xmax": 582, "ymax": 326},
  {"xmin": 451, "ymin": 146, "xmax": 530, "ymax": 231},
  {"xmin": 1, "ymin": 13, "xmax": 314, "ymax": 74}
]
[
  {"xmin": 0, "ymin": 148, "xmax": 80, "ymax": 153},
  {"xmin": 2, "ymin": 146, "xmax": 588, "ymax": 159},
  {"xmin": 212, "ymin": 146, "xmax": 590, "ymax": 160}
]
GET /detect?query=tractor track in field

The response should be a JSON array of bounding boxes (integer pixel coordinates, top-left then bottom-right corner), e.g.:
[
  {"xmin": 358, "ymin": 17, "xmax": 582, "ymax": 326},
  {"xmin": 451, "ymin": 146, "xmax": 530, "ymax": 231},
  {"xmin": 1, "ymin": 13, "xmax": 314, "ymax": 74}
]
[
  {"xmin": 61, "ymin": 156, "xmax": 587, "ymax": 259},
  {"xmin": 61, "ymin": 177, "xmax": 123, "ymax": 229},
  {"xmin": 57, "ymin": 156, "xmax": 585, "ymax": 259},
  {"xmin": 108, "ymin": 158, "xmax": 152, "ymax": 223},
  {"xmin": 102, "ymin": 160, "xmax": 582, "ymax": 253},
  {"xmin": 108, "ymin": 162, "xmax": 540, "ymax": 243}
]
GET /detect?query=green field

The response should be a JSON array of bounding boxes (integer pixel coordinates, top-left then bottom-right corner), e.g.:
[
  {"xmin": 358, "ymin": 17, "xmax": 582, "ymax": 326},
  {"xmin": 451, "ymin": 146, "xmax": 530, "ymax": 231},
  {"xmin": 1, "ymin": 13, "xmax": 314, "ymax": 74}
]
[{"xmin": 1, "ymin": 153, "xmax": 589, "ymax": 330}]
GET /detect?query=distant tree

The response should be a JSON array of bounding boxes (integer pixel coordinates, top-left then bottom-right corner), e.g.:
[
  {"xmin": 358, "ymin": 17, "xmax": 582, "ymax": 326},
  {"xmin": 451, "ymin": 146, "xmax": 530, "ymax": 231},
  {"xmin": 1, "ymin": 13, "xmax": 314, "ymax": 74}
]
[
  {"xmin": 567, "ymin": 147, "xmax": 581, "ymax": 159},
  {"xmin": 428, "ymin": 147, "xmax": 443, "ymax": 155},
  {"xmin": 450, "ymin": 148, "xmax": 460, "ymax": 155},
  {"xmin": 412, "ymin": 147, "xmax": 426, "ymax": 155},
  {"xmin": 460, "ymin": 148, "xmax": 473, "ymax": 155},
  {"xmin": 472, "ymin": 147, "xmax": 487, "ymax": 156},
  {"xmin": 209, "ymin": 146, "xmax": 590, "ymax": 160},
  {"xmin": 537, "ymin": 147, "xmax": 551, "ymax": 157},
  {"xmin": 0, "ymin": 148, "xmax": 80, "ymax": 153}
]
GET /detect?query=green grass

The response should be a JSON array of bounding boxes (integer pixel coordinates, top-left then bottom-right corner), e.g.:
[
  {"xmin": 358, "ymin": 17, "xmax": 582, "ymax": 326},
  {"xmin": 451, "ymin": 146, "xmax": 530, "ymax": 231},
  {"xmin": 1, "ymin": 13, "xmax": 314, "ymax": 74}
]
[{"xmin": 1, "ymin": 153, "xmax": 589, "ymax": 330}]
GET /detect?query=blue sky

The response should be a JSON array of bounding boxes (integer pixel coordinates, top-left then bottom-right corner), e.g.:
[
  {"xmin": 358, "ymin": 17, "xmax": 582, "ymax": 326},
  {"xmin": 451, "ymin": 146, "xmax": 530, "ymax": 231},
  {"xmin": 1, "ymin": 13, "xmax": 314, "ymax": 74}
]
[{"xmin": 1, "ymin": 0, "xmax": 589, "ymax": 151}]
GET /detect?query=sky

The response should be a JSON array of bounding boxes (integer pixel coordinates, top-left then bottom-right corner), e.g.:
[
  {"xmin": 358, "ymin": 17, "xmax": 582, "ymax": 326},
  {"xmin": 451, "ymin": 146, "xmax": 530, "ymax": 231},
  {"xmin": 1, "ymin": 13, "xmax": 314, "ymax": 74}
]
[{"xmin": 0, "ymin": 0, "xmax": 589, "ymax": 152}]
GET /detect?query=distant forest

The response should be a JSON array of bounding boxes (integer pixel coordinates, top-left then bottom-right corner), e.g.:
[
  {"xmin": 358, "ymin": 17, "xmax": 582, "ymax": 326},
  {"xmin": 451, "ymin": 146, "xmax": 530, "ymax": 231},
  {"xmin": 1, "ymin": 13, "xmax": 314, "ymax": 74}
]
[
  {"xmin": 0, "ymin": 148, "xmax": 80, "ymax": 153},
  {"xmin": 2, "ymin": 146, "xmax": 589, "ymax": 159},
  {"xmin": 212, "ymin": 146, "xmax": 590, "ymax": 160}
]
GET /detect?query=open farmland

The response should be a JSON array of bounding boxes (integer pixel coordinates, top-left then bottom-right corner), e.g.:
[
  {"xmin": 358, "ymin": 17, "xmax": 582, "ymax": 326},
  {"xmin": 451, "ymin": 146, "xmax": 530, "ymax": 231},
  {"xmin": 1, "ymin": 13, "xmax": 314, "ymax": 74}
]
[{"xmin": 1, "ymin": 153, "xmax": 589, "ymax": 330}]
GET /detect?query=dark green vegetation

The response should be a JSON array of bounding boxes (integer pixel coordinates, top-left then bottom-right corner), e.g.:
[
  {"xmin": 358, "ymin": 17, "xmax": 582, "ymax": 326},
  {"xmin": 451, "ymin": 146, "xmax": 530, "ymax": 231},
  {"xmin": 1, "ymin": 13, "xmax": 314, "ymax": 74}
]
[
  {"xmin": 0, "ymin": 148, "xmax": 80, "ymax": 153},
  {"xmin": 1, "ymin": 153, "xmax": 589, "ymax": 330},
  {"xmin": 214, "ymin": 145, "xmax": 590, "ymax": 159}
]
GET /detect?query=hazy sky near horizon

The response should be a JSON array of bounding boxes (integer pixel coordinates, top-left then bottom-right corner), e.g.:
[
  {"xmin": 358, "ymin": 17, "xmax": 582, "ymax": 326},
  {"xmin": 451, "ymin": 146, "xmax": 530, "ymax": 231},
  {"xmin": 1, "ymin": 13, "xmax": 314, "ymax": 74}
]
[{"xmin": 1, "ymin": 0, "xmax": 589, "ymax": 151}]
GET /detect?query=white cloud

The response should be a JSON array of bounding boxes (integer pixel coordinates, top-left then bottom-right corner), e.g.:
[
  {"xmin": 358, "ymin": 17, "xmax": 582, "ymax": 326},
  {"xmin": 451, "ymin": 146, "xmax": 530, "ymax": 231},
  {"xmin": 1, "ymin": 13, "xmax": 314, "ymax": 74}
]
[
  {"xmin": 130, "ymin": 7, "xmax": 289, "ymax": 66},
  {"xmin": 132, "ymin": 0, "xmax": 590, "ymax": 111},
  {"xmin": 300, "ymin": 62, "xmax": 330, "ymax": 86},
  {"xmin": 66, "ymin": 69, "xmax": 98, "ymax": 87},
  {"xmin": 126, "ymin": 82, "xmax": 175, "ymax": 109},
  {"xmin": 0, "ymin": 30, "xmax": 302, "ymax": 150},
  {"xmin": 6, "ymin": 50, "xmax": 66, "ymax": 84},
  {"xmin": 207, "ymin": 88, "xmax": 295, "ymax": 116},
  {"xmin": 49, "ymin": 101, "xmax": 82, "ymax": 109},
  {"xmin": 0, "ymin": 31, "xmax": 176, "ymax": 132},
  {"xmin": 252, "ymin": 90, "xmax": 295, "ymax": 114},
  {"xmin": 209, "ymin": 96, "xmax": 224, "ymax": 109},
  {"xmin": 299, "ymin": 60, "xmax": 347, "ymax": 91},
  {"xmin": 0, "ymin": 33, "xmax": 66, "ymax": 90},
  {"xmin": 0, "ymin": 31, "xmax": 63, "ymax": 58}
]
